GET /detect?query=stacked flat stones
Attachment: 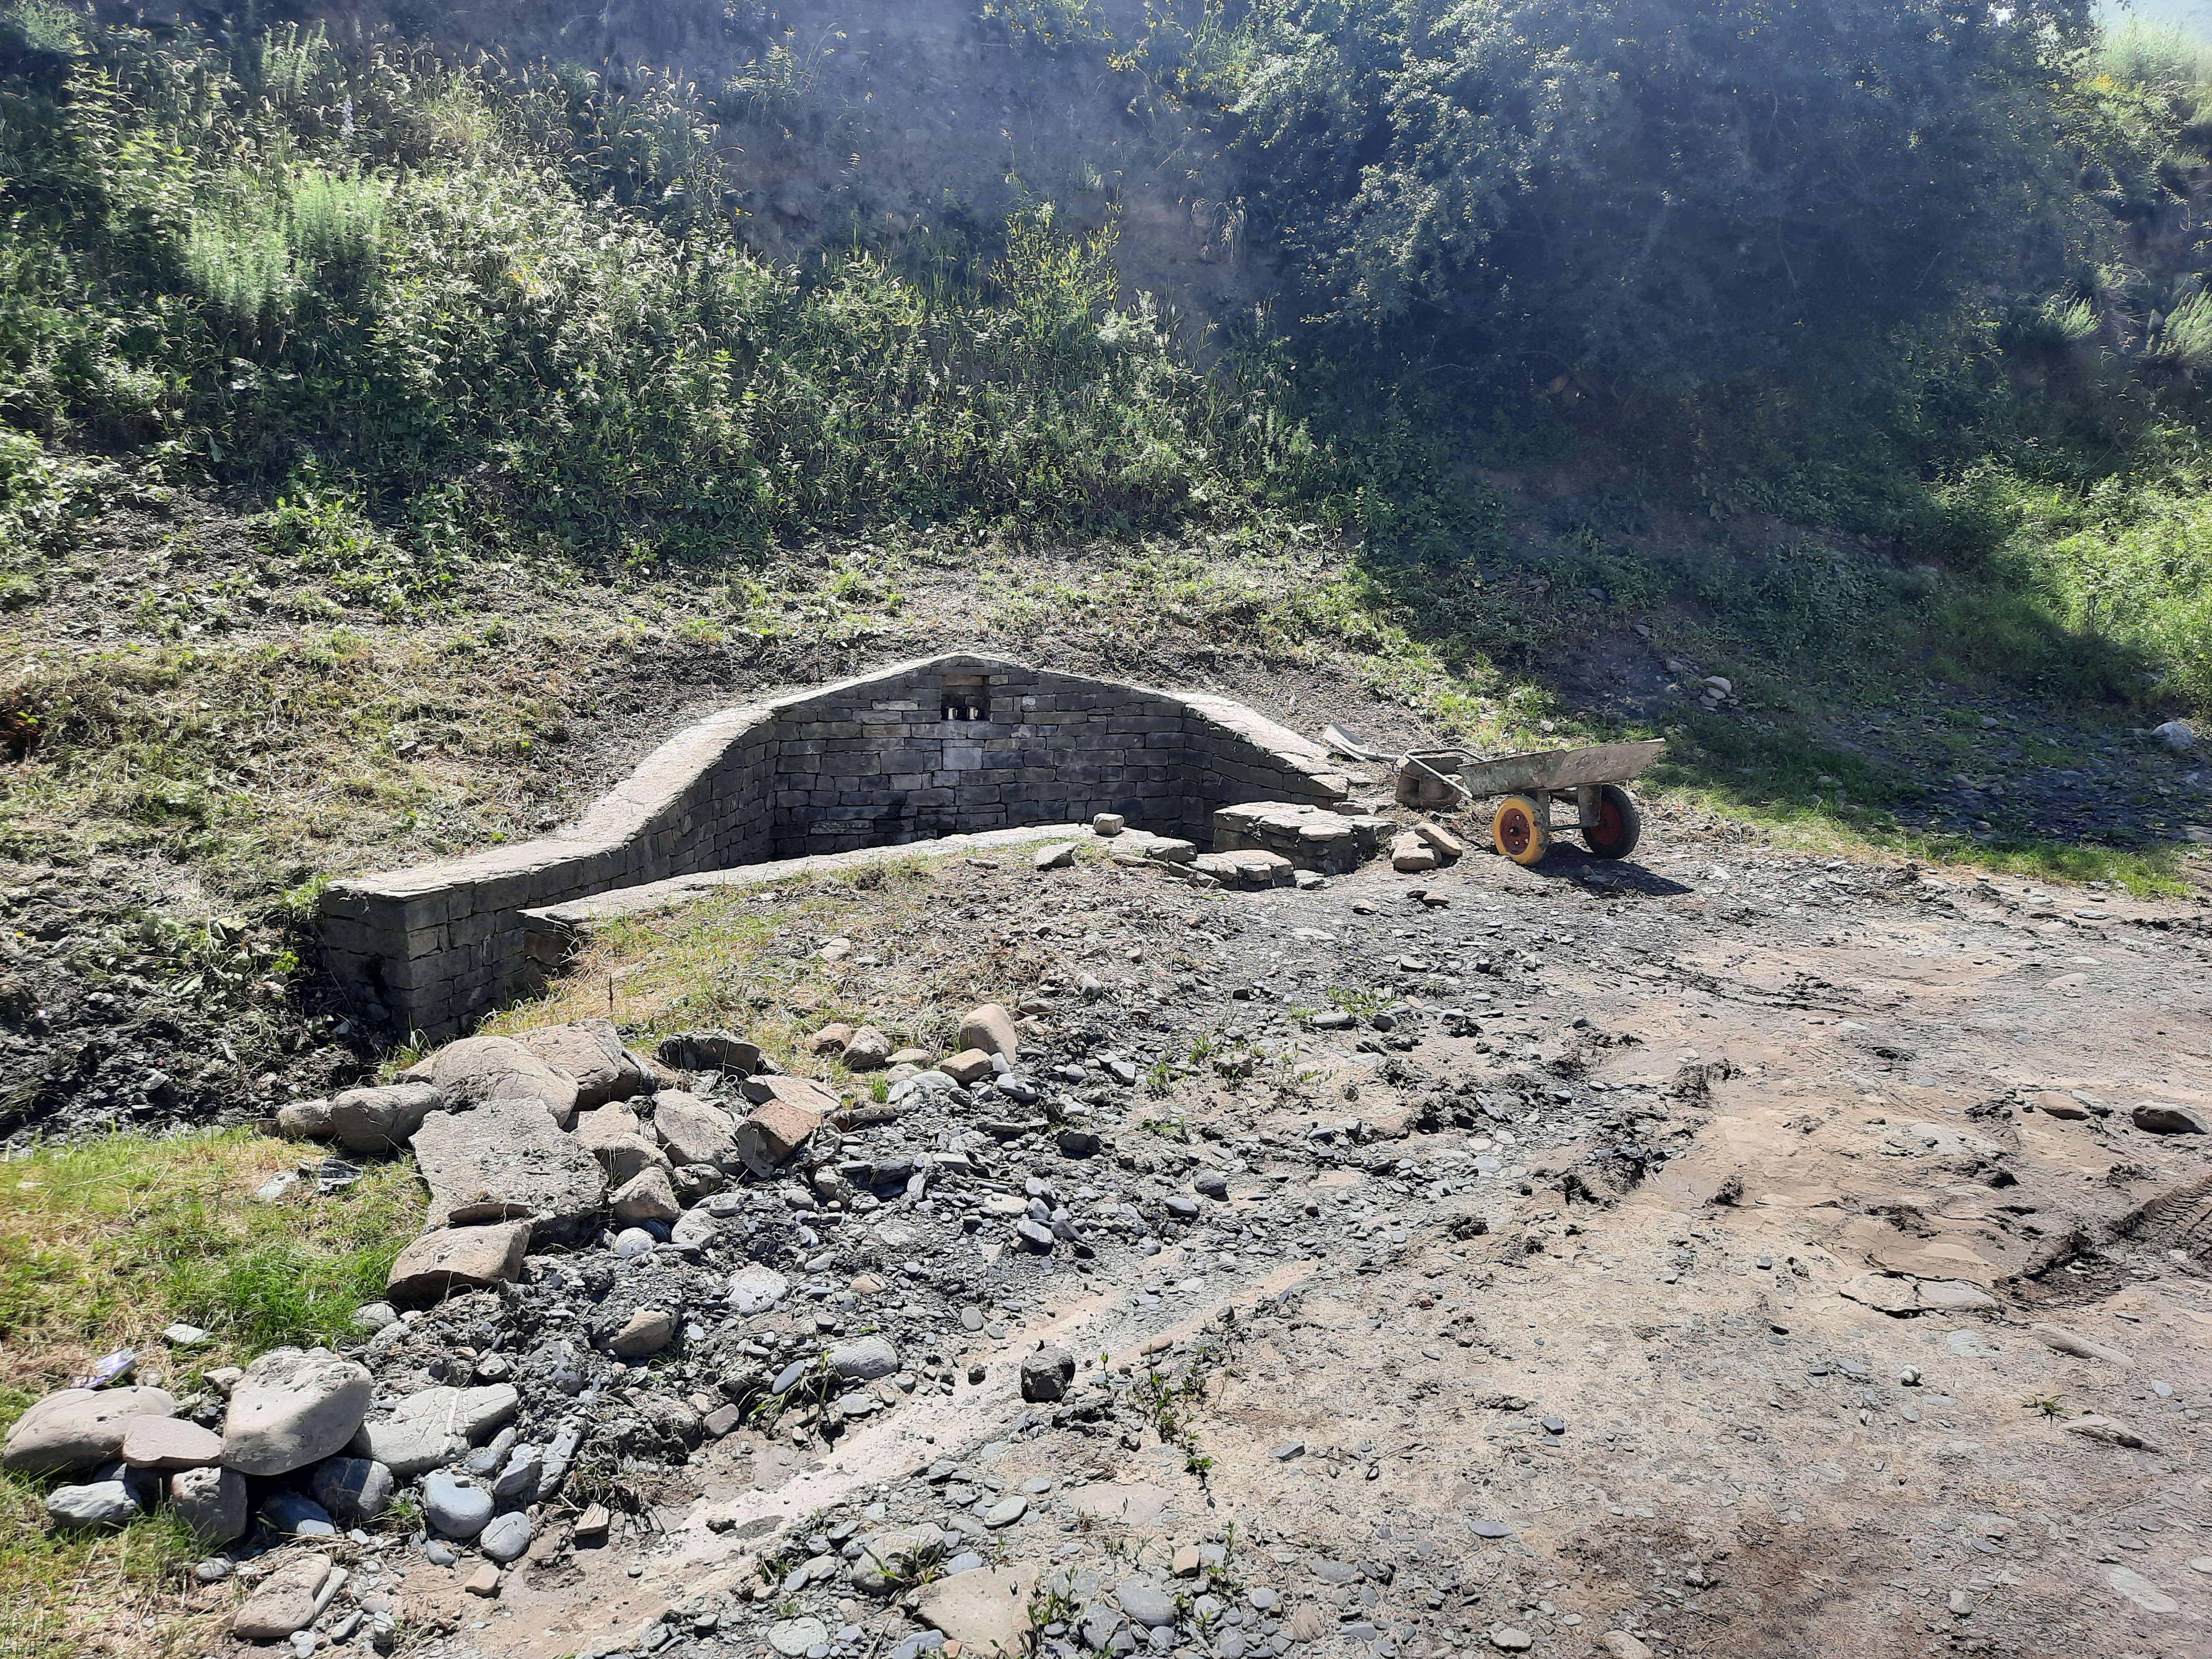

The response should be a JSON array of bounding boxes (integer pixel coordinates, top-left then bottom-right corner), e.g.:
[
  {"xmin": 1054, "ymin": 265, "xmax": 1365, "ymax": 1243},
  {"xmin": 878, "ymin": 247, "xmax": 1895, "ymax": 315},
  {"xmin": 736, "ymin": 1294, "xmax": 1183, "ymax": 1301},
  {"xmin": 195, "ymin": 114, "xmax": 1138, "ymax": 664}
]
[{"xmin": 1203, "ymin": 800, "xmax": 1395, "ymax": 884}]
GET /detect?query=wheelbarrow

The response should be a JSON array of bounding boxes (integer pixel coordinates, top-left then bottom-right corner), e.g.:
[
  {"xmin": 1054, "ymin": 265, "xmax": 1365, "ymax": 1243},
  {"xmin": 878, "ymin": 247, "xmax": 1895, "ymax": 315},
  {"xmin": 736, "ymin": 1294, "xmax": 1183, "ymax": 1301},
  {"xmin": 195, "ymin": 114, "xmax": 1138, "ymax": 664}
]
[{"xmin": 1443, "ymin": 738, "xmax": 1666, "ymax": 866}]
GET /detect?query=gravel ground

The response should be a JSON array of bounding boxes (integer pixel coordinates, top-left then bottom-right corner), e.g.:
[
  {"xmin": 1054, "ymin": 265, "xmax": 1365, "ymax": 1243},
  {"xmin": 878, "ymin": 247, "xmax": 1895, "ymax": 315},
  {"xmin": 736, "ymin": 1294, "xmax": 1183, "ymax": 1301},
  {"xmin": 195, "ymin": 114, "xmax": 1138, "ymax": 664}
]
[{"xmin": 110, "ymin": 810, "xmax": 2212, "ymax": 1659}]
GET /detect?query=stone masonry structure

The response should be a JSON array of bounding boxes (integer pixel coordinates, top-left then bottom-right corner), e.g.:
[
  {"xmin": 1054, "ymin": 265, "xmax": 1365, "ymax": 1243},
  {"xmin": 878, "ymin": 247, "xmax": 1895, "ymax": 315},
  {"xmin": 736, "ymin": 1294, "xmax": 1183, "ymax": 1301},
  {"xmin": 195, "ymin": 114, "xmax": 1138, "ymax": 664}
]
[{"xmin": 321, "ymin": 653, "xmax": 1350, "ymax": 1039}]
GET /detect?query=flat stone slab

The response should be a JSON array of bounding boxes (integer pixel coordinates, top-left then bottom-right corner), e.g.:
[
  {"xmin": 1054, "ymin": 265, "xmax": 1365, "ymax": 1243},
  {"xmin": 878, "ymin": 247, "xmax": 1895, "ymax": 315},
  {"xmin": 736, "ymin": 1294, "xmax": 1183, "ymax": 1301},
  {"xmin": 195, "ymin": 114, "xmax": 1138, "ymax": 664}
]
[
  {"xmin": 2, "ymin": 1386, "xmax": 178, "ymax": 1474},
  {"xmin": 1065, "ymin": 1481, "xmax": 1173, "ymax": 1528},
  {"xmin": 232, "ymin": 1553, "xmax": 332, "ymax": 1640},
  {"xmin": 525, "ymin": 825, "xmax": 1116, "ymax": 931},
  {"xmin": 917, "ymin": 1564, "xmax": 1038, "ymax": 1652},
  {"xmin": 387, "ymin": 1220, "xmax": 531, "ymax": 1304},
  {"xmin": 121, "ymin": 1417, "xmax": 223, "ymax": 1470},
  {"xmin": 348, "ymin": 1384, "xmax": 520, "ymax": 1477},
  {"xmin": 409, "ymin": 1100, "xmax": 604, "ymax": 1242}
]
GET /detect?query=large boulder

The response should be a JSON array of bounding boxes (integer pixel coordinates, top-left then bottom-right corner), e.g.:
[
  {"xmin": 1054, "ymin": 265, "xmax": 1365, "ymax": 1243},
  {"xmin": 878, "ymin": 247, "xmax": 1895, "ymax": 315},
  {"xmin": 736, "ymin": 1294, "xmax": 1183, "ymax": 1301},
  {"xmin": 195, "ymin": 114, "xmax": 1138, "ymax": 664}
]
[
  {"xmin": 409, "ymin": 1100, "xmax": 606, "ymax": 1241},
  {"xmin": 416, "ymin": 1035, "xmax": 580, "ymax": 1129},
  {"xmin": 170, "ymin": 1464, "xmax": 248, "ymax": 1546},
  {"xmin": 348, "ymin": 1384, "xmax": 519, "ymax": 1478},
  {"xmin": 385, "ymin": 1220, "xmax": 532, "ymax": 1305},
  {"xmin": 325, "ymin": 1082, "xmax": 443, "ymax": 1154},
  {"xmin": 652, "ymin": 1092, "xmax": 738, "ymax": 1166},
  {"xmin": 514, "ymin": 1019, "xmax": 645, "ymax": 1108},
  {"xmin": 221, "ymin": 1351, "xmax": 373, "ymax": 1478},
  {"xmin": 2, "ymin": 1387, "xmax": 178, "ymax": 1474}
]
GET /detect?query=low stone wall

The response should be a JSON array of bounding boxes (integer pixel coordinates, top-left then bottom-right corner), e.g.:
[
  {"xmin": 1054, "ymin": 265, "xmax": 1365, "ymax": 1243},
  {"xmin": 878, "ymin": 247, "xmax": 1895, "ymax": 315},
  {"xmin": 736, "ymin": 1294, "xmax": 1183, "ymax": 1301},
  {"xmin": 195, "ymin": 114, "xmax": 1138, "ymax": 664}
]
[{"xmin": 321, "ymin": 653, "xmax": 1348, "ymax": 1040}]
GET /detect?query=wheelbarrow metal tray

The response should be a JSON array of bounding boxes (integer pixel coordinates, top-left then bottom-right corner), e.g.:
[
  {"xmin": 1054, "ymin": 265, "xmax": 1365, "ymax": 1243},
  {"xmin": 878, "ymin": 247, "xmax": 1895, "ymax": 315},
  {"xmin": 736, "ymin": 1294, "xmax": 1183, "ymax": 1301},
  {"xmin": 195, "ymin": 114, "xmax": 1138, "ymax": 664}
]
[{"xmin": 1457, "ymin": 738, "xmax": 1666, "ymax": 799}]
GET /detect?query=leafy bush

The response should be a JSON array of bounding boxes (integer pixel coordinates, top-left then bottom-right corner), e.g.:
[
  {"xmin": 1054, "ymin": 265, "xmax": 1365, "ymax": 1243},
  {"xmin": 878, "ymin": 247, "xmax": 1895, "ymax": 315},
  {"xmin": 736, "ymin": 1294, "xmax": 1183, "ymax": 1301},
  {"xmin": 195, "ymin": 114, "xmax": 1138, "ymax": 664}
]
[
  {"xmin": 1195, "ymin": 0, "xmax": 2098, "ymax": 387},
  {"xmin": 0, "ymin": 14, "xmax": 1347, "ymax": 571}
]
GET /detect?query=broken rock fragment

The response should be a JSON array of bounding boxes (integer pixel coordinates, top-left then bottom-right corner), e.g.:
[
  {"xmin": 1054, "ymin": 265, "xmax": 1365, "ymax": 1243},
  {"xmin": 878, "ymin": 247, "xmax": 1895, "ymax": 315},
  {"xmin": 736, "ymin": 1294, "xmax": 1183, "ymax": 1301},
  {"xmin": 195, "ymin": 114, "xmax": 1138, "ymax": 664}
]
[
  {"xmin": 609, "ymin": 1165, "xmax": 682, "ymax": 1224},
  {"xmin": 408, "ymin": 1099, "xmax": 605, "ymax": 1241},
  {"xmin": 385, "ymin": 1220, "xmax": 531, "ymax": 1305},
  {"xmin": 415, "ymin": 1035, "xmax": 580, "ymax": 1128},
  {"xmin": 609, "ymin": 1308, "xmax": 677, "ymax": 1359},
  {"xmin": 1390, "ymin": 831, "xmax": 1440, "ymax": 873},
  {"xmin": 731, "ymin": 1099, "xmax": 825, "ymax": 1177},
  {"xmin": 939, "ymin": 1049, "xmax": 995, "ymax": 1086}
]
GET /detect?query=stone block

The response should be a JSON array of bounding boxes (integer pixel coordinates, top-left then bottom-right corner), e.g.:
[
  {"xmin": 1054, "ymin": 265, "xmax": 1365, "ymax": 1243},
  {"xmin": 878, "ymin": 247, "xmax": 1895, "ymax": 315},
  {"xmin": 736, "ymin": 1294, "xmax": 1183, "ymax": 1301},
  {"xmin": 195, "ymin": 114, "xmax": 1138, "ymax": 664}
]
[
  {"xmin": 732, "ymin": 1100, "xmax": 825, "ymax": 1176},
  {"xmin": 386, "ymin": 1221, "xmax": 533, "ymax": 1304}
]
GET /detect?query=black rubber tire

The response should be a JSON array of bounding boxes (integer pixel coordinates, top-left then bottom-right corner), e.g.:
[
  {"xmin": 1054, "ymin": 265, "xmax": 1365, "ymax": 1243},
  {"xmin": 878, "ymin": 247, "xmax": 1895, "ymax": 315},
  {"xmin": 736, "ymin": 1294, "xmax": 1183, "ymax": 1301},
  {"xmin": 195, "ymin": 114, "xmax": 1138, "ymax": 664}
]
[{"xmin": 1583, "ymin": 784, "xmax": 1642, "ymax": 859}]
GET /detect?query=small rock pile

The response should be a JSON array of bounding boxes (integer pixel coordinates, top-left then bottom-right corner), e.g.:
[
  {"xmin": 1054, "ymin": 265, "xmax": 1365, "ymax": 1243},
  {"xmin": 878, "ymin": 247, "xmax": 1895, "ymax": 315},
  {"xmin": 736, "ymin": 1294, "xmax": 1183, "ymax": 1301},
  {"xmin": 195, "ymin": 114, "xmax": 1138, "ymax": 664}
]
[
  {"xmin": 3, "ymin": 1348, "xmax": 401, "ymax": 1645},
  {"xmin": 6, "ymin": 993, "xmax": 1269, "ymax": 1646}
]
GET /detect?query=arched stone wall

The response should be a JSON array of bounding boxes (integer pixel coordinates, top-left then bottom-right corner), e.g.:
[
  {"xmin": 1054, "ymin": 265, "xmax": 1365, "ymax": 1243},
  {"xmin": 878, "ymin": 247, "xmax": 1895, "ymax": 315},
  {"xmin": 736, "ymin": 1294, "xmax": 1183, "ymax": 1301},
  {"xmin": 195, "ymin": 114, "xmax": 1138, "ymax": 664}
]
[{"xmin": 320, "ymin": 653, "xmax": 1349, "ymax": 1039}]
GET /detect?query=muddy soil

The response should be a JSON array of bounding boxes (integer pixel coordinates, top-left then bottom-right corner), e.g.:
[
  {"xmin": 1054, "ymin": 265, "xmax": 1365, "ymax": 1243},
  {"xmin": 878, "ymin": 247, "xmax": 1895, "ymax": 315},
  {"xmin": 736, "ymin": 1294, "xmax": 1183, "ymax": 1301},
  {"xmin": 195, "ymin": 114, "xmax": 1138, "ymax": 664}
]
[{"xmin": 189, "ymin": 811, "xmax": 2212, "ymax": 1659}]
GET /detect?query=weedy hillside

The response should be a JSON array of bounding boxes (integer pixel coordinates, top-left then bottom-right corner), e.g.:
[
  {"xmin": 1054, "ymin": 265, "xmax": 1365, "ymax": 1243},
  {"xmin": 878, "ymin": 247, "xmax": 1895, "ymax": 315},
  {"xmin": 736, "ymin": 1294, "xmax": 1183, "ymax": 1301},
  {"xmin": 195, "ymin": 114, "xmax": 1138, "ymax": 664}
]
[{"xmin": 0, "ymin": 0, "xmax": 2209, "ymax": 1139}]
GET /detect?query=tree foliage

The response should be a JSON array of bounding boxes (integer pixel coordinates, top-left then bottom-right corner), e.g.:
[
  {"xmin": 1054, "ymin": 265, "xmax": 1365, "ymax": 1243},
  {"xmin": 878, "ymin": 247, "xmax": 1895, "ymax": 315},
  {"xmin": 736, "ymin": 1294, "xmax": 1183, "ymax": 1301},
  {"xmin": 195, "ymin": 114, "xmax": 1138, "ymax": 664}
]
[{"xmin": 1200, "ymin": 0, "xmax": 2099, "ymax": 385}]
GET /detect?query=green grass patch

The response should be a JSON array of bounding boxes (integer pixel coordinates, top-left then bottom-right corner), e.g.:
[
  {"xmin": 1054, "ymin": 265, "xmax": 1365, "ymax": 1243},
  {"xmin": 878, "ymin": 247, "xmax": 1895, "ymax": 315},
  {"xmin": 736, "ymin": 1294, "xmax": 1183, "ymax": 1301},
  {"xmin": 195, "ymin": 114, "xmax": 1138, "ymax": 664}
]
[
  {"xmin": 0, "ymin": 1483, "xmax": 212, "ymax": 1659},
  {"xmin": 0, "ymin": 1128, "xmax": 424, "ymax": 1387},
  {"xmin": 0, "ymin": 1129, "xmax": 423, "ymax": 1658}
]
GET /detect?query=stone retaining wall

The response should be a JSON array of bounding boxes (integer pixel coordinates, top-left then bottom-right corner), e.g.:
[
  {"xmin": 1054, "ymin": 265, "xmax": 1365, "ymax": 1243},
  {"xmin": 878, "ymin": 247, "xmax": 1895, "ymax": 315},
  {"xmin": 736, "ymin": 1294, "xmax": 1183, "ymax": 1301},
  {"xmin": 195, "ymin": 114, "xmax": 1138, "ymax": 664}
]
[{"xmin": 321, "ymin": 653, "xmax": 1348, "ymax": 1039}]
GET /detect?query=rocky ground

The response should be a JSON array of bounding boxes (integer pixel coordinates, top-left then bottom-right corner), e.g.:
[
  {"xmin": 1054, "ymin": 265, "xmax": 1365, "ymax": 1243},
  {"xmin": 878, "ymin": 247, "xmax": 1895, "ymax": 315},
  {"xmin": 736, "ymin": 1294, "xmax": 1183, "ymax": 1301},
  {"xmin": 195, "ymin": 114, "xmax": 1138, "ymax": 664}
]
[
  {"xmin": 9, "ymin": 505, "xmax": 2211, "ymax": 1159},
  {"xmin": 17, "ymin": 798, "xmax": 2212, "ymax": 1658}
]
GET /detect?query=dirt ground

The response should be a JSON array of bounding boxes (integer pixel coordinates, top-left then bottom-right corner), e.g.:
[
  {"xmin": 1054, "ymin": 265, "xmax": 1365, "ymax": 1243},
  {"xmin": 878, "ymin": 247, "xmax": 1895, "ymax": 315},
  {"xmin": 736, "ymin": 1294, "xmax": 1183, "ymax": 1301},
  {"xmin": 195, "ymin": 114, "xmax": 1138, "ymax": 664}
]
[{"xmin": 193, "ymin": 808, "xmax": 2212, "ymax": 1659}]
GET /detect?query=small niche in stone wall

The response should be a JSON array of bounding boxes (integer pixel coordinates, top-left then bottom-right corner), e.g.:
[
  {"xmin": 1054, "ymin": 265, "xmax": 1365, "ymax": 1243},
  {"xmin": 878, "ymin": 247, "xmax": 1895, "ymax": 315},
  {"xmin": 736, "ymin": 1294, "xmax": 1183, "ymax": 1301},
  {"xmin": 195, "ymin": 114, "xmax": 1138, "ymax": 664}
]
[{"xmin": 940, "ymin": 672, "xmax": 990, "ymax": 723}]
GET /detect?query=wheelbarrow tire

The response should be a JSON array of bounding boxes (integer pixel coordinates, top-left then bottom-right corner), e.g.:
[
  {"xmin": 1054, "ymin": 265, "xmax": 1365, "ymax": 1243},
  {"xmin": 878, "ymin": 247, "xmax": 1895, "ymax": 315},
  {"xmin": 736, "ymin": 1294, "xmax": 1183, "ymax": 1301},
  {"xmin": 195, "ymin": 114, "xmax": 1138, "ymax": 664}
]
[
  {"xmin": 1491, "ymin": 794, "xmax": 1551, "ymax": 865},
  {"xmin": 1584, "ymin": 784, "xmax": 1642, "ymax": 859}
]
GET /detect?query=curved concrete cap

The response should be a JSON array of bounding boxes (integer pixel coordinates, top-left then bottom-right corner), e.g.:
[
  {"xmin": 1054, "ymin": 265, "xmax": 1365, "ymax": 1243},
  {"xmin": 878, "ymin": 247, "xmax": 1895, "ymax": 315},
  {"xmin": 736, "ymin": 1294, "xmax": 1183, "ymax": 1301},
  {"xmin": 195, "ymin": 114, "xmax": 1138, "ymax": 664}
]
[{"xmin": 320, "ymin": 651, "xmax": 1350, "ymax": 1040}]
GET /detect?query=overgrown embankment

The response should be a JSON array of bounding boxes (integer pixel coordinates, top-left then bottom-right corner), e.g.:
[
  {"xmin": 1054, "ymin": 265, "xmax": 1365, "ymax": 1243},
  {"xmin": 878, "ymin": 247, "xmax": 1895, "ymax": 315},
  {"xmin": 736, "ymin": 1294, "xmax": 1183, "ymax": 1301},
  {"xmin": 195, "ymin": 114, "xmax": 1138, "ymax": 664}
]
[{"xmin": 1, "ymin": 5, "xmax": 2210, "ymax": 1147}]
